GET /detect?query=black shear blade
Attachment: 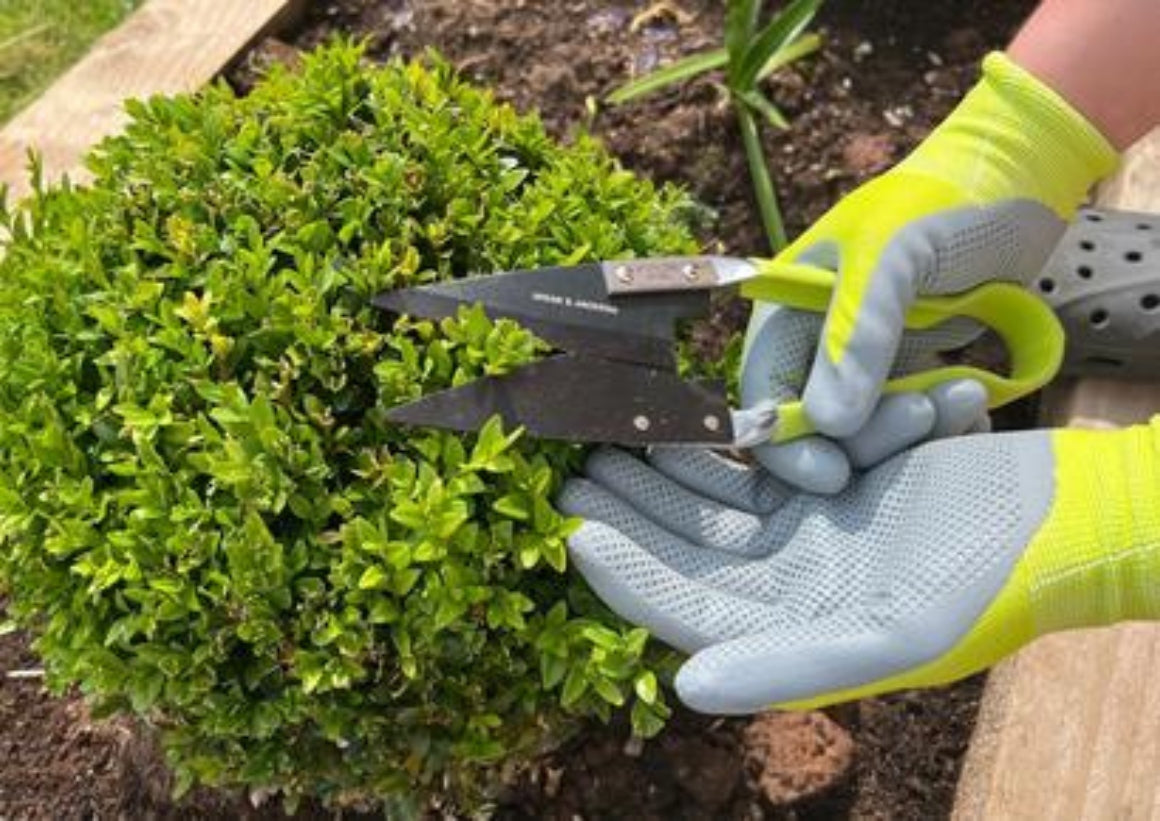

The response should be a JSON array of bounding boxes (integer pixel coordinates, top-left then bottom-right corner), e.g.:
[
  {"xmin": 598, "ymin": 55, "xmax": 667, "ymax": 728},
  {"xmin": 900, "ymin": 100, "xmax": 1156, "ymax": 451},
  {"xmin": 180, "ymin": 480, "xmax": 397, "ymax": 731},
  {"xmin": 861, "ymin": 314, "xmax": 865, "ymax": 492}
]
[
  {"xmin": 373, "ymin": 264, "xmax": 710, "ymax": 369},
  {"xmin": 386, "ymin": 354, "xmax": 735, "ymax": 446}
]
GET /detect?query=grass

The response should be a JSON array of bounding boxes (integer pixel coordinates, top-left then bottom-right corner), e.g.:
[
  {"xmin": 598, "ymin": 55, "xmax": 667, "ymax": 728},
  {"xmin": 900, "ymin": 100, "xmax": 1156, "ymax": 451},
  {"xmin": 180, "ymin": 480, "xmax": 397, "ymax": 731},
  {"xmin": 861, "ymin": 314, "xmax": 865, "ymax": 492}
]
[{"xmin": 0, "ymin": 0, "xmax": 143, "ymax": 124}]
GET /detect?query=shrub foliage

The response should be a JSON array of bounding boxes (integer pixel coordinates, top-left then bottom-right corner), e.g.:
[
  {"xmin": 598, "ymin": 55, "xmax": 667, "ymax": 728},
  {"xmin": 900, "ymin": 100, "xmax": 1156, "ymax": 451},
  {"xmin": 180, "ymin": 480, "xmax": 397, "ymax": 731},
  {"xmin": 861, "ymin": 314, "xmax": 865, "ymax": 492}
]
[{"xmin": 0, "ymin": 43, "xmax": 697, "ymax": 808}]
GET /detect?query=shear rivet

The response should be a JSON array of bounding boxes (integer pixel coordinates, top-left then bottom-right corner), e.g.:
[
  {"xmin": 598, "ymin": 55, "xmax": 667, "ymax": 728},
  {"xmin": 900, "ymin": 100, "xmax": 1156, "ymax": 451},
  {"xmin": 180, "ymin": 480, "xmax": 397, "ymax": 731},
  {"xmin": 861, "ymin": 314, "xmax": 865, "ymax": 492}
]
[
  {"xmin": 615, "ymin": 265, "xmax": 633, "ymax": 284},
  {"xmin": 682, "ymin": 263, "xmax": 699, "ymax": 281},
  {"xmin": 703, "ymin": 415, "xmax": 720, "ymax": 432},
  {"xmin": 633, "ymin": 415, "xmax": 651, "ymax": 431}
]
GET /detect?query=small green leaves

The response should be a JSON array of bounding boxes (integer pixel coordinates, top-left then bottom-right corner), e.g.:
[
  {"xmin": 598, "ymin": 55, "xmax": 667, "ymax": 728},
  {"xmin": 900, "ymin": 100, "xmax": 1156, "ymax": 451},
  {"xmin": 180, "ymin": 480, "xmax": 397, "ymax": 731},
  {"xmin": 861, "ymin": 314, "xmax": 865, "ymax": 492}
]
[
  {"xmin": 466, "ymin": 415, "xmax": 523, "ymax": 473},
  {"xmin": 0, "ymin": 41, "xmax": 690, "ymax": 812}
]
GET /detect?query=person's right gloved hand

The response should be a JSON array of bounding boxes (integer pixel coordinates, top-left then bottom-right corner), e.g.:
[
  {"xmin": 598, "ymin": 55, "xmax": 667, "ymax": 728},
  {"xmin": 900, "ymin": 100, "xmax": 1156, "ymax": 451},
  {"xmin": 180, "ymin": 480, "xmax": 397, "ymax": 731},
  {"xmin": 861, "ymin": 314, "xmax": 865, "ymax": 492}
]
[
  {"xmin": 738, "ymin": 302, "xmax": 990, "ymax": 494},
  {"xmin": 740, "ymin": 51, "xmax": 1119, "ymax": 493},
  {"xmin": 558, "ymin": 418, "xmax": 1160, "ymax": 715}
]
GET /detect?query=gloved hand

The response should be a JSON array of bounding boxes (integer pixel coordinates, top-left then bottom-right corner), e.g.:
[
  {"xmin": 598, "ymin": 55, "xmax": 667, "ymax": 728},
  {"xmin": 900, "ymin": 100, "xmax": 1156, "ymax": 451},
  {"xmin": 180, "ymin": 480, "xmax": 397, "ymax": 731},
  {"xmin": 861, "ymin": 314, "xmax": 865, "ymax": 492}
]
[
  {"xmin": 743, "ymin": 51, "xmax": 1118, "ymax": 488},
  {"xmin": 740, "ymin": 303, "xmax": 990, "ymax": 494},
  {"xmin": 558, "ymin": 419, "xmax": 1160, "ymax": 714}
]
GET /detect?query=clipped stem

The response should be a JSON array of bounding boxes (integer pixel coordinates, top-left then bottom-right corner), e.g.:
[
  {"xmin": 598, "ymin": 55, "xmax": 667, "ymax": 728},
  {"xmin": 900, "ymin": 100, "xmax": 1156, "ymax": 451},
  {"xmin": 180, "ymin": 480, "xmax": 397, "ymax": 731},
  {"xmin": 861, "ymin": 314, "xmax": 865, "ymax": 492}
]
[{"xmin": 736, "ymin": 107, "xmax": 787, "ymax": 253}]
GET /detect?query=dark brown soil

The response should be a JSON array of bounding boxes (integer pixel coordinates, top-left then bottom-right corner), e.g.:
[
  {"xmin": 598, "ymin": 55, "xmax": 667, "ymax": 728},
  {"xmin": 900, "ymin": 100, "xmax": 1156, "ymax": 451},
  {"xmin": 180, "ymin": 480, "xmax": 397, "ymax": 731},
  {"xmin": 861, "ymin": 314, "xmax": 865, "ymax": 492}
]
[{"xmin": 2, "ymin": 1, "xmax": 1034, "ymax": 818}]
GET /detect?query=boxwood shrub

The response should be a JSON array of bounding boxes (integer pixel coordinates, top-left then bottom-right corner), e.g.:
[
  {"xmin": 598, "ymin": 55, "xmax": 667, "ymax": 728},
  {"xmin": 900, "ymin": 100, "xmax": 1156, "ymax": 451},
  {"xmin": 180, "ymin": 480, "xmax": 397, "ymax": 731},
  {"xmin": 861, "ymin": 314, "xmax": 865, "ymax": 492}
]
[{"xmin": 0, "ymin": 43, "xmax": 698, "ymax": 810}]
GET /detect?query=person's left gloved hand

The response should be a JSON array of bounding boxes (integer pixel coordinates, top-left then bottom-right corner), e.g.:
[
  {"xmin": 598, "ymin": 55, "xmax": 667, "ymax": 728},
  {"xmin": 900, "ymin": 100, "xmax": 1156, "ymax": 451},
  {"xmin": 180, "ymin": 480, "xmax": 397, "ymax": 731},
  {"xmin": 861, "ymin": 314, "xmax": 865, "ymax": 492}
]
[
  {"xmin": 557, "ymin": 419, "xmax": 1160, "ymax": 714},
  {"xmin": 739, "ymin": 302, "xmax": 990, "ymax": 494}
]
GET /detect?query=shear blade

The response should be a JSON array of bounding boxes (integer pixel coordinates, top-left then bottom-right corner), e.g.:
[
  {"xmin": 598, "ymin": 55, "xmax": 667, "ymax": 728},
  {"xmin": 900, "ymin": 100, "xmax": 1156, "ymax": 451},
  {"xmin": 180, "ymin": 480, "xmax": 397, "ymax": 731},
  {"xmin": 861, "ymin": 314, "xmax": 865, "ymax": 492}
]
[
  {"xmin": 385, "ymin": 354, "xmax": 735, "ymax": 446},
  {"xmin": 373, "ymin": 264, "xmax": 710, "ymax": 369}
]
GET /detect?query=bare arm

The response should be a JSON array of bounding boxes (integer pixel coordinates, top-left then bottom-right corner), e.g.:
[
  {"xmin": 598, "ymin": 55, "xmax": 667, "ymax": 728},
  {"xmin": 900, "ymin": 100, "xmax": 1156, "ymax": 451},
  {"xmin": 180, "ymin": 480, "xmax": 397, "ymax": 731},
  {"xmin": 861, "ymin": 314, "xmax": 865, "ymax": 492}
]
[{"xmin": 1009, "ymin": 0, "xmax": 1160, "ymax": 149}]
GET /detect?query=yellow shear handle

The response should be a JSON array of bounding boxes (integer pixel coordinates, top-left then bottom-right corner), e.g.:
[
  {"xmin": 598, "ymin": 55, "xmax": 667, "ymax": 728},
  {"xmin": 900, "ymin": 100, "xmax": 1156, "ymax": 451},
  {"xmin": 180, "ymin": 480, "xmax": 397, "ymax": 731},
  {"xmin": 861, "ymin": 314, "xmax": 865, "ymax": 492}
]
[{"xmin": 739, "ymin": 260, "xmax": 1065, "ymax": 444}]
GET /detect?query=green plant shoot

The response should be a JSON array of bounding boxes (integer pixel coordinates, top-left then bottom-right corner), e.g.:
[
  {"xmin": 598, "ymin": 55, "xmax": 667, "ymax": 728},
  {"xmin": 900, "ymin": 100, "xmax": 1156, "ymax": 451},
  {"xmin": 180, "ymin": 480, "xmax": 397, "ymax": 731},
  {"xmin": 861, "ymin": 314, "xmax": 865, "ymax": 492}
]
[{"xmin": 607, "ymin": 0, "xmax": 824, "ymax": 252}]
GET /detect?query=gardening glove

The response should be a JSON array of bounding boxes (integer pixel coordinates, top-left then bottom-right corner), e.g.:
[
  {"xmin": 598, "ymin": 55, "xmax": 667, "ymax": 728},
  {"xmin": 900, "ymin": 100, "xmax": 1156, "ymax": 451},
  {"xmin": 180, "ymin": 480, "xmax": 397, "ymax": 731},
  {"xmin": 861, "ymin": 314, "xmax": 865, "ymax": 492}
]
[
  {"xmin": 739, "ymin": 302, "xmax": 990, "ymax": 494},
  {"xmin": 557, "ymin": 419, "xmax": 1160, "ymax": 714},
  {"xmin": 757, "ymin": 51, "xmax": 1117, "ymax": 443}
]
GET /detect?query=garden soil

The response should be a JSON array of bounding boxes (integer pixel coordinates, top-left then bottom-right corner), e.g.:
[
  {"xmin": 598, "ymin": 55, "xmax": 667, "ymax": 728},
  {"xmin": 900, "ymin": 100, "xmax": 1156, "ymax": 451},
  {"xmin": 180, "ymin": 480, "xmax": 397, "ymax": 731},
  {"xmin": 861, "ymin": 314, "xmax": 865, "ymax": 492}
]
[{"xmin": 1, "ymin": 1, "xmax": 1035, "ymax": 818}]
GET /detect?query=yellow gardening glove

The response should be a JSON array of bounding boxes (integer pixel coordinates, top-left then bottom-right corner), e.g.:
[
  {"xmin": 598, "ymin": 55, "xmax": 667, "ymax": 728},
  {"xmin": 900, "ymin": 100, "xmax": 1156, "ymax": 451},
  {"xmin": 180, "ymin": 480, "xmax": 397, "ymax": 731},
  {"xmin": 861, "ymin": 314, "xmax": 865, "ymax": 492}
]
[
  {"xmin": 748, "ymin": 52, "xmax": 1118, "ymax": 448},
  {"xmin": 558, "ymin": 419, "xmax": 1160, "ymax": 713}
]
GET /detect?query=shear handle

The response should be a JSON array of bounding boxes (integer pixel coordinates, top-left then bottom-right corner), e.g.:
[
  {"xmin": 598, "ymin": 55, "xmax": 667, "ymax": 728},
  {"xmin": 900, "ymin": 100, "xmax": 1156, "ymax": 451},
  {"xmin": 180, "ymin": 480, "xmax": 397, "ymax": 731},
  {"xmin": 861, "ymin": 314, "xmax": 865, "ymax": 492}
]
[{"xmin": 740, "ymin": 260, "xmax": 1065, "ymax": 444}]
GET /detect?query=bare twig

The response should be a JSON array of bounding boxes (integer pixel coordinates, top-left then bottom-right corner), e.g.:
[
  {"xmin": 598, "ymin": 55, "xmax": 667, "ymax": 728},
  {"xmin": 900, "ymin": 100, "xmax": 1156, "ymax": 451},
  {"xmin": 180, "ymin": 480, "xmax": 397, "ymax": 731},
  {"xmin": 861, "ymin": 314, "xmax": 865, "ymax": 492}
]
[{"xmin": 6, "ymin": 668, "xmax": 45, "ymax": 680}]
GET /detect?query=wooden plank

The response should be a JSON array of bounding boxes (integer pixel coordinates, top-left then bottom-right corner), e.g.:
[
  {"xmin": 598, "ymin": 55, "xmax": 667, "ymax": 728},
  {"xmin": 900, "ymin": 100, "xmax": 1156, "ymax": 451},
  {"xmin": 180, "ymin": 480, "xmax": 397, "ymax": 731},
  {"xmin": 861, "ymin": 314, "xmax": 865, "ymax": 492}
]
[
  {"xmin": 0, "ymin": 0, "xmax": 305, "ymax": 202},
  {"xmin": 955, "ymin": 127, "xmax": 1160, "ymax": 821}
]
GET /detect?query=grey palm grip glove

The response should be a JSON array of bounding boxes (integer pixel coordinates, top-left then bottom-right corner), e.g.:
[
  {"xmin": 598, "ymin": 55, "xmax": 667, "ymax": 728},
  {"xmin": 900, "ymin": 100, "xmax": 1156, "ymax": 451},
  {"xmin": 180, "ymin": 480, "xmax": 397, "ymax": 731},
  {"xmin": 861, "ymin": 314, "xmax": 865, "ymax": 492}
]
[
  {"xmin": 558, "ymin": 419, "xmax": 1160, "ymax": 714},
  {"xmin": 755, "ymin": 52, "xmax": 1116, "ymax": 444},
  {"xmin": 741, "ymin": 303, "xmax": 990, "ymax": 494}
]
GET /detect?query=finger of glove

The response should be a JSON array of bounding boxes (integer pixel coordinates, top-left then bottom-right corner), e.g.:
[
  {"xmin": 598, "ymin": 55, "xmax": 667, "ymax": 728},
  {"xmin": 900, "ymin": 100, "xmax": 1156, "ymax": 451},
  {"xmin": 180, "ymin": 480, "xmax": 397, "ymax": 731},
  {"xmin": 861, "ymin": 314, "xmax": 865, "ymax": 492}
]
[
  {"xmin": 839, "ymin": 392, "xmax": 936, "ymax": 470},
  {"xmin": 926, "ymin": 378, "xmax": 989, "ymax": 440},
  {"xmin": 740, "ymin": 302, "xmax": 823, "ymax": 407},
  {"xmin": 740, "ymin": 305, "xmax": 854, "ymax": 493},
  {"xmin": 559, "ymin": 484, "xmax": 789, "ymax": 653},
  {"xmin": 804, "ymin": 243, "xmax": 913, "ymax": 438},
  {"xmin": 584, "ymin": 448, "xmax": 773, "ymax": 557},
  {"xmin": 750, "ymin": 437, "xmax": 852, "ymax": 495},
  {"xmin": 674, "ymin": 610, "xmax": 948, "ymax": 715},
  {"xmin": 646, "ymin": 447, "xmax": 791, "ymax": 515}
]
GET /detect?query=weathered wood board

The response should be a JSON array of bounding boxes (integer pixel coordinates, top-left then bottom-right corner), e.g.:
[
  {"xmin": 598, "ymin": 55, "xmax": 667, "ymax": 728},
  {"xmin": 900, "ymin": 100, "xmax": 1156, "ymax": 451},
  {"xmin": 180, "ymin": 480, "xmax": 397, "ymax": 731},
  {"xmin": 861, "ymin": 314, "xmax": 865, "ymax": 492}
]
[
  {"xmin": 955, "ymin": 127, "xmax": 1160, "ymax": 821},
  {"xmin": 0, "ymin": 0, "xmax": 305, "ymax": 202}
]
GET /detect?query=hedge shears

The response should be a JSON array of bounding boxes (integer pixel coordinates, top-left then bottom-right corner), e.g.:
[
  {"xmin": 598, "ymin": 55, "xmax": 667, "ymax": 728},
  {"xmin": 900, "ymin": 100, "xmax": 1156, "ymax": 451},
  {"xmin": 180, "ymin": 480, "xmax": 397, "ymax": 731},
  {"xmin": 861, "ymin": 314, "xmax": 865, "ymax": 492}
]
[{"xmin": 372, "ymin": 254, "xmax": 1063, "ymax": 447}]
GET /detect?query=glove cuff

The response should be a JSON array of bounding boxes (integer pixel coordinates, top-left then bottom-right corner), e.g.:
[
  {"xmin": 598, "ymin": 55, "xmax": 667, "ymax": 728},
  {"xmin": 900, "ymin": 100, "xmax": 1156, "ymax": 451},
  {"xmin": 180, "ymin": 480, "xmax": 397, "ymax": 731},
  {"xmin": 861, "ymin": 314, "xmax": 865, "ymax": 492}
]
[
  {"xmin": 898, "ymin": 51, "xmax": 1119, "ymax": 220},
  {"xmin": 1023, "ymin": 420, "xmax": 1160, "ymax": 634}
]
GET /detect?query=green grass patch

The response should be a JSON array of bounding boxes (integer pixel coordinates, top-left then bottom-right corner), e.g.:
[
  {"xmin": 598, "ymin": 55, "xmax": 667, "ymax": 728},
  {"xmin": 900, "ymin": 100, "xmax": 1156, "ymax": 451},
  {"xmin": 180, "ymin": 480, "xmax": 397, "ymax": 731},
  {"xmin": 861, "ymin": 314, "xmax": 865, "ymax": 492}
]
[{"xmin": 0, "ymin": 0, "xmax": 143, "ymax": 124}]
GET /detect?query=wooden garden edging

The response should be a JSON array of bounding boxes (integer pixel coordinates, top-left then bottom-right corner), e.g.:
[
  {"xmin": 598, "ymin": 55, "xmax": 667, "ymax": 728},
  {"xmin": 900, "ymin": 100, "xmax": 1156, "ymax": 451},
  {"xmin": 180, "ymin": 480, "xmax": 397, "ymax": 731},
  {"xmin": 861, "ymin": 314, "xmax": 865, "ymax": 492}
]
[
  {"xmin": 954, "ymin": 129, "xmax": 1160, "ymax": 820},
  {"xmin": 0, "ymin": 0, "xmax": 306, "ymax": 202}
]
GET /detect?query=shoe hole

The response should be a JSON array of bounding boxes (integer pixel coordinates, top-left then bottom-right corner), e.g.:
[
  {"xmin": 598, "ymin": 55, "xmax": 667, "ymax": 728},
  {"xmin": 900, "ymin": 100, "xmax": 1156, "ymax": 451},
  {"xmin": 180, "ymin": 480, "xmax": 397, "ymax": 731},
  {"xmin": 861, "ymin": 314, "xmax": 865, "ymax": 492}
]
[
  {"xmin": 1138, "ymin": 223, "xmax": 1154, "ymax": 231},
  {"xmin": 1077, "ymin": 265, "xmax": 1093, "ymax": 279},
  {"xmin": 1080, "ymin": 240, "xmax": 1096, "ymax": 251},
  {"xmin": 1038, "ymin": 277, "xmax": 1056, "ymax": 294},
  {"xmin": 1085, "ymin": 212, "xmax": 1103, "ymax": 222},
  {"xmin": 1090, "ymin": 308, "xmax": 1110, "ymax": 328},
  {"xmin": 1142, "ymin": 294, "xmax": 1160, "ymax": 312},
  {"xmin": 1126, "ymin": 251, "xmax": 1144, "ymax": 263},
  {"xmin": 1085, "ymin": 355, "xmax": 1123, "ymax": 368}
]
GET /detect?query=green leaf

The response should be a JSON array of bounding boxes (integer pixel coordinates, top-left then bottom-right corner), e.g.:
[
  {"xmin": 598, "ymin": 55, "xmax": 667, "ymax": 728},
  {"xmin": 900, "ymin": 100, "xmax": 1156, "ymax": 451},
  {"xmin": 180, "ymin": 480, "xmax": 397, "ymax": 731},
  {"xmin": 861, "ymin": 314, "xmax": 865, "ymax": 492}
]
[
  {"xmin": 541, "ymin": 537, "xmax": 566, "ymax": 573},
  {"xmin": 738, "ymin": 89, "xmax": 789, "ymax": 130},
  {"xmin": 540, "ymin": 653, "xmax": 568, "ymax": 689},
  {"xmin": 737, "ymin": 106, "xmax": 788, "ymax": 252},
  {"xmin": 296, "ymin": 220, "xmax": 334, "ymax": 252},
  {"xmin": 736, "ymin": 0, "xmax": 822, "ymax": 89},
  {"xmin": 634, "ymin": 671, "xmax": 658, "ymax": 705},
  {"xmin": 606, "ymin": 48, "xmax": 727, "ymax": 104},
  {"xmin": 593, "ymin": 677, "xmax": 626, "ymax": 707},
  {"xmin": 358, "ymin": 565, "xmax": 388, "ymax": 590},
  {"xmin": 631, "ymin": 699, "xmax": 669, "ymax": 739},
  {"xmin": 758, "ymin": 31, "xmax": 822, "ymax": 80},
  {"xmin": 561, "ymin": 666, "xmax": 588, "ymax": 708},
  {"xmin": 368, "ymin": 599, "xmax": 399, "ymax": 624},
  {"xmin": 128, "ymin": 673, "xmax": 164, "ymax": 712},
  {"xmin": 724, "ymin": 0, "xmax": 762, "ymax": 69},
  {"xmin": 492, "ymin": 493, "xmax": 530, "ymax": 521}
]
